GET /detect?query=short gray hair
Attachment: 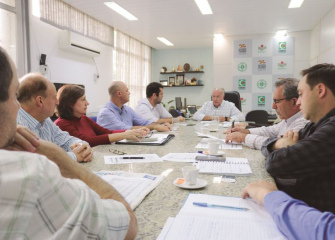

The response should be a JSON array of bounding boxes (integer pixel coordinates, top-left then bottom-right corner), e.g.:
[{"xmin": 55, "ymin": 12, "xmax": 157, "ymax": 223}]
[
  {"xmin": 275, "ymin": 78, "xmax": 299, "ymax": 98},
  {"xmin": 108, "ymin": 81, "xmax": 124, "ymax": 96}
]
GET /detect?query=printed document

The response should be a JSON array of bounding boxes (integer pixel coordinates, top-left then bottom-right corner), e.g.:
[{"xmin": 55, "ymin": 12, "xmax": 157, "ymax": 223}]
[
  {"xmin": 104, "ymin": 154, "xmax": 162, "ymax": 164},
  {"xmin": 196, "ymin": 157, "xmax": 252, "ymax": 175}
]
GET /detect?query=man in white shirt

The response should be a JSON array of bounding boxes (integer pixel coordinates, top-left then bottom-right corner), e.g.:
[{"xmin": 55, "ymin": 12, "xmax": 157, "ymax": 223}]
[
  {"xmin": 135, "ymin": 82, "xmax": 185, "ymax": 123},
  {"xmin": 225, "ymin": 78, "xmax": 309, "ymax": 150},
  {"xmin": 192, "ymin": 88, "xmax": 244, "ymax": 122},
  {"xmin": 0, "ymin": 46, "xmax": 137, "ymax": 239}
]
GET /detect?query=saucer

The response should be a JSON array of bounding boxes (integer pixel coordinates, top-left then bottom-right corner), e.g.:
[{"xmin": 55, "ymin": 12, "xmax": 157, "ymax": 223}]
[
  {"xmin": 173, "ymin": 178, "xmax": 208, "ymax": 189},
  {"xmin": 209, "ymin": 151, "xmax": 225, "ymax": 156}
]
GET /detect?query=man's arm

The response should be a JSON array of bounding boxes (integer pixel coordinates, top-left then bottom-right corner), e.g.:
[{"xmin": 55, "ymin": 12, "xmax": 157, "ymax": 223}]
[
  {"xmin": 97, "ymin": 108, "xmax": 132, "ymax": 130},
  {"xmin": 192, "ymin": 104, "xmax": 207, "ymax": 121},
  {"xmin": 242, "ymin": 181, "xmax": 335, "ymax": 240},
  {"xmin": 6, "ymin": 125, "xmax": 40, "ymax": 152},
  {"xmin": 228, "ymin": 104, "xmax": 245, "ymax": 122},
  {"xmin": 35, "ymin": 140, "xmax": 137, "ymax": 239}
]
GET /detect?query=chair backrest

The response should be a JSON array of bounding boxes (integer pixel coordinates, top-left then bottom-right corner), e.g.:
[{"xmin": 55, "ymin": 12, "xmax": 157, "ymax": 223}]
[
  {"xmin": 245, "ymin": 110, "xmax": 268, "ymax": 125},
  {"xmin": 175, "ymin": 97, "xmax": 182, "ymax": 110},
  {"xmin": 169, "ymin": 109, "xmax": 180, "ymax": 117},
  {"xmin": 224, "ymin": 91, "xmax": 242, "ymax": 111},
  {"xmin": 186, "ymin": 105, "xmax": 197, "ymax": 114}
]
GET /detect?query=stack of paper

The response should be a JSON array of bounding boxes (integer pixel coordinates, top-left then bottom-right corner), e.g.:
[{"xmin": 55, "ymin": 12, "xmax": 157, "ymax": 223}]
[
  {"xmin": 158, "ymin": 193, "xmax": 285, "ymax": 240},
  {"xmin": 95, "ymin": 170, "xmax": 164, "ymax": 209},
  {"xmin": 196, "ymin": 157, "xmax": 252, "ymax": 175}
]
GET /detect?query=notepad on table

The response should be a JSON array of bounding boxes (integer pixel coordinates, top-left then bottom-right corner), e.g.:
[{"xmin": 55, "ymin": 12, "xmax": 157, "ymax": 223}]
[
  {"xmin": 196, "ymin": 157, "xmax": 252, "ymax": 175},
  {"xmin": 157, "ymin": 193, "xmax": 285, "ymax": 240}
]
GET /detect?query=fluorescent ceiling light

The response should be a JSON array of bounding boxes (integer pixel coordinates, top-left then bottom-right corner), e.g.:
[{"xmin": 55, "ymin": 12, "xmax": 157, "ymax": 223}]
[
  {"xmin": 275, "ymin": 30, "xmax": 288, "ymax": 38},
  {"xmin": 157, "ymin": 37, "xmax": 174, "ymax": 46},
  {"xmin": 214, "ymin": 33, "xmax": 224, "ymax": 41},
  {"xmin": 288, "ymin": 0, "xmax": 304, "ymax": 8},
  {"xmin": 195, "ymin": 0, "xmax": 213, "ymax": 15},
  {"xmin": 104, "ymin": 2, "xmax": 138, "ymax": 21}
]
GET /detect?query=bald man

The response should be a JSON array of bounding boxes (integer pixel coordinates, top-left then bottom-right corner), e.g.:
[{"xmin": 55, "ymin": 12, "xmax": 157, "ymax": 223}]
[
  {"xmin": 97, "ymin": 81, "xmax": 171, "ymax": 131},
  {"xmin": 192, "ymin": 88, "xmax": 244, "ymax": 122}
]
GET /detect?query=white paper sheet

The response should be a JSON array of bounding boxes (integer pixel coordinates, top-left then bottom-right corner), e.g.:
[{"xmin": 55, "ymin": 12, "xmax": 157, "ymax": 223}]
[
  {"xmin": 117, "ymin": 133, "xmax": 170, "ymax": 144},
  {"xmin": 104, "ymin": 154, "xmax": 162, "ymax": 164},
  {"xmin": 196, "ymin": 157, "xmax": 252, "ymax": 175},
  {"xmin": 161, "ymin": 153, "xmax": 203, "ymax": 162},
  {"xmin": 195, "ymin": 138, "xmax": 243, "ymax": 150}
]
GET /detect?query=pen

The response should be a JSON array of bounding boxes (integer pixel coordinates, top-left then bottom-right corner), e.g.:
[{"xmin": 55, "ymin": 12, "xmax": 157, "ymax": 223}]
[
  {"xmin": 232, "ymin": 120, "xmax": 235, "ymax": 129},
  {"xmin": 193, "ymin": 202, "xmax": 249, "ymax": 211},
  {"xmin": 121, "ymin": 157, "xmax": 144, "ymax": 159}
]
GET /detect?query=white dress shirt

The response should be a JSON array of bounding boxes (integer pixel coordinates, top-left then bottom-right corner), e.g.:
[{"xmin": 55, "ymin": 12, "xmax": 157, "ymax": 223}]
[
  {"xmin": 245, "ymin": 111, "xmax": 309, "ymax": 149},
  {"xmin": 192, "ymin": 100, "xmax": 244, "ymax": 121},
  {"xmin": 135, "ymin": 98, "xmax": 172, "ymax": 122}
]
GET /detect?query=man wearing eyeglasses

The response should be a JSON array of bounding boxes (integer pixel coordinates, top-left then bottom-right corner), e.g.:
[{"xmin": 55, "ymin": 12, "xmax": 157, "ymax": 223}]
[
  {"xmin": 225, "ymin": 78, "xmax": 309, "ymax": 150},
  {"xmin": 262, "ymin": 63, "xmax": 335, "ymax": 213}
]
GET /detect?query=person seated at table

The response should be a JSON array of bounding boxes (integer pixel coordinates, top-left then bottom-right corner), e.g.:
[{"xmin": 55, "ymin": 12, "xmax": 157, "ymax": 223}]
[
  {"xmin": 97, "ymin": 81, "xmax": 171, "ymax": 131},
  {"xmin": 17, "ymin": 72, "xmax": 92, "ymax": 163},
  {"xmin": 135, "ymin": 82, "xmax": 185, "ymax": 123},
  {"xmin": 225, "ymin": 78, "xmax": 309, "ymax": 150},
  {"xmin": 192, "ymin": 88, "xmax": 244, "ymax": 122},
  {"xmin": 262, "ymin": 63, "xmax": 335, "ymax": 213},
  {"xmin": 54, "ymin": 85, "xmax": 148, "ymax": 147},
  {"xmin": 242, "ymin": 180, "xmax": 335, "ymax": 240},
  {"xmin": 0, "ymin": 46, "xmax": 137, "ymax": 239}
]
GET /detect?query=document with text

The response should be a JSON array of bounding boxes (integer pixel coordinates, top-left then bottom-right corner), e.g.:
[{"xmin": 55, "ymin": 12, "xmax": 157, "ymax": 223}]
[{"xmin": 196, "ymin": 157, "xmax": 252, "ymax": 175}]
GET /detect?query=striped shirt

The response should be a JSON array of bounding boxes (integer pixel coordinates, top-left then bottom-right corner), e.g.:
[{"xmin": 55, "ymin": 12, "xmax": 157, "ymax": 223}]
[
  {"xmin": 192, "ymin": 100, "xmax": 244, "ymax": 121},
  {"xmin": 17, "ymin": 108, "xmax": 86, "ymax": 161},
  {"xmin": 0, "ymin": 150, "xmax": 130, "ymax": 239},
  {"xmin": 245, "ymin": 111, "xmax": 309, "ymax": 149}
]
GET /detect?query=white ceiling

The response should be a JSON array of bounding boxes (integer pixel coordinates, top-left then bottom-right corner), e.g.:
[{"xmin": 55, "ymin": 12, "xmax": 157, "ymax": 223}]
[{"xmin": 62, "ymin": 0, "xmax": 335, "ymax": 49}]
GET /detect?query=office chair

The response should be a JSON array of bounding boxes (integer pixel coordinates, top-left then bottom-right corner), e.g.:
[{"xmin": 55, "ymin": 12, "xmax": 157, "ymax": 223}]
[
  {"xmin": 169, "ymin": 109, "xmax": 180, "ymax": 118},
  {"xmin": 245, "ymin": 110, "xmax": 269, "ymax": 128},
  {"xmin": 224, "ymin": 91, "xmax": 242, "ymax": 111},
  {"xmin": 186, "ymin": 105, "xmax": 197, "ymax": 114},
  {"xmin": 175, "ymin": 97, "xmax": 182, "ymax": 110}
]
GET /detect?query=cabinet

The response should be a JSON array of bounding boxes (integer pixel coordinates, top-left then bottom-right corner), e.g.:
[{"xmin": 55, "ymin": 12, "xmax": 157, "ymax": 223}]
[{"xmin": 160, "ymin": 71, "xmax": 204, "ymax": 87}]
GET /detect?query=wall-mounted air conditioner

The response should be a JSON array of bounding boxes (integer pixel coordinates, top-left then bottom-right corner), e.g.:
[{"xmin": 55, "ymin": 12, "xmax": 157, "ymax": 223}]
[{"xmin": 59, "ymin": 30, "xmax": 102, "ymax": 57}]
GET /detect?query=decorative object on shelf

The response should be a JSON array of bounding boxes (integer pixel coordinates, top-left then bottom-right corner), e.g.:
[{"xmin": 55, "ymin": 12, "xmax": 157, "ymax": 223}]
[
  {"xmin": 176, "ymin": 75, "xmax": 184, "ymax": 86},
  {"xmin": 185, "ymin": 79, "xmax": 191, "ymax": 85},
  {"xmin": 191, "ymin": 77, "xmax": 197, "ymax": 85},
  {"xmin": 197, "ymin": 79, "xmax": 203, "ymax": 85},
  {"xmin": 177, "ymin": 65, "xmax": 183, "ymax": 72},
  {"xmin": 172, "ymin": 66, "xmax": 175, "ymax": 72},
  {"xmin": 183, "ymin": 63, "xmax": 190, "ymax": 72},
  {"xmin": 169, "ymin": 77, "xmax": 175, "ymax": 86},
  {"xmin": 160, "ymin": 80, "xmax": 168, "ymax": 86},
  {"xmin": 200, "ymin": 65, "xmax": 204, "ymax": 70},
  {"xmin": 160, "ymin": 67, "xmax": 167, "ymax": 73}
]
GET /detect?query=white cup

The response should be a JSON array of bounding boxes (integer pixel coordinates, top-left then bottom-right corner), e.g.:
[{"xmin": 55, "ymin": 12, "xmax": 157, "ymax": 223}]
[
  {"xmin": 201, "ymin": 126, "xmax": 210, "ymax": 135},
  {"xmin": 172, "ymin": 117, "xmax": 179, "ymax": 131},
  {"xmin": 209, "ymin": 122, "xmax": 219, "ymax": 131},
  {"xmin": 182, "ymin": 166, "xmax": 199, "ymax": 185},
  {"xmin": 208, "ymin": 140, "xmax": 220, "ymax": 155}
]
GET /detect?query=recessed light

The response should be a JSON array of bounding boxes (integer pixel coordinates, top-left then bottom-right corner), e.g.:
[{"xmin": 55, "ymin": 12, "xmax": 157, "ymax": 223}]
[
  {"xmin": 157, "ymin": 37, "xmax": 174, "ymax": 46},
  {"xmin": 104, "ymin": 2, "xmax": 138, "ymax": 21},
  {"xmin": 288, "ymin": 0, "xmax": 304, "ymax": 8},
  {"xmin": 194, "ymin": 0, "xmax": 213, "ymax": 15},
  {"xmin": 275, "ymin": 30, "xmax": 288, "ymax": 38},
  {"xmin": 214, "ymin": 34, "xmax": 224, "ymax": 41}
]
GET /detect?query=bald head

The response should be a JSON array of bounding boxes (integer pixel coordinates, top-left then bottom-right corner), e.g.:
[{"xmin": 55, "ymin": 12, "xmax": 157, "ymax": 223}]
[
  {"xmin": 108, "ymin": 81, "xmax": 126, "ymax": 97},
  {"xmin": 17, "ymin": 73, "xmax": 51, "ymax": 103},
  {"xmin": 212, "ymin": 88, "xmax": 225, "ymax": 108},
  {"xmin": 108, "ymin": 81, "xmax": 130, "ymax": 107}
]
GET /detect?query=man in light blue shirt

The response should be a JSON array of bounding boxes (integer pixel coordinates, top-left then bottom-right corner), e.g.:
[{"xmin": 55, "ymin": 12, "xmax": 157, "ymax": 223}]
[
  {"xmin": 242, "ymin": 180, "xmax": 335, "ymax": 240},
  {"xmin": 97, "ymin": 81, "xmax": 171, "ymax": 131},
  {"xmin": 17, "ymin": 73, "xmax": 92, "ymax": 162}
]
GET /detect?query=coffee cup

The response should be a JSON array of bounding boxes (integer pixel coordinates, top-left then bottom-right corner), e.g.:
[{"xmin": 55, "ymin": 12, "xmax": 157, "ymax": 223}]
[
  {"xmin": 182, "ymin": 166, "xmax": 199, "ymax": 185},
  {"xmin": 201, "ymin": 126, "xmax": 210, "ymax": 135},
  {"xmin": 208, "ymin": 140, "xmax": 220, "ymax": 155}
]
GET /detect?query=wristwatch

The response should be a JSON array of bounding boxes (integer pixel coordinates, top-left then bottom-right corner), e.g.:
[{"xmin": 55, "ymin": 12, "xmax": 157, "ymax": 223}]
[{"xmin": 225, "ymin": 117, "xmax": 228, "ymax": 121}]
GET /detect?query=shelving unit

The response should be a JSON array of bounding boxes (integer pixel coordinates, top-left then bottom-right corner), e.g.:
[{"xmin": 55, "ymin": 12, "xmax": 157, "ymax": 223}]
[
  {"xmin": 160, "ymin": 71, "xmax": 204, "ymax": 74},
  {"xmin": 160, "ymin": 71, "xmax": 204, "ymax": 87}
]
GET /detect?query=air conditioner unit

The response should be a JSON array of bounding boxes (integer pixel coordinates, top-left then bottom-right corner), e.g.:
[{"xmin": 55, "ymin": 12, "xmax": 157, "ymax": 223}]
[{"xmin": 59, "ymin": 30, "xmax": 102, "ymax": 57}]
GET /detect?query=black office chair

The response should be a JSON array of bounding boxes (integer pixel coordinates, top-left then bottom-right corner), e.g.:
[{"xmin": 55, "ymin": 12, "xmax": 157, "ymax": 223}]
[
  {"xmin": 245, "ymin": 110, "xmax": 269, "ymax": 128},
  {"xmin": 186, "ymin": 105, "xmax": 197, "ymax": 114},
  {"xmin": 224, "ymin": 91, "xmax": 242, "ymax": 111},
  {"xmin": 169, "ymin": 109, "xmax": 180, "ymax": 117}
]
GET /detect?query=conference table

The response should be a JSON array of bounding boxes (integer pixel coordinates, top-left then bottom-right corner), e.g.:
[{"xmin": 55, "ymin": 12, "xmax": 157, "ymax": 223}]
[{"xmin": 83, "ymin": 121, "xmax": 273, "ymax": 240}]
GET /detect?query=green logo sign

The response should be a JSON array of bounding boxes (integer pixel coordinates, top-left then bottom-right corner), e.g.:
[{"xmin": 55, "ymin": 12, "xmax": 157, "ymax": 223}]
[
  {"xmin": 238, "ymin": 79, "xmax": 246, "ymax": 87},
  {"xmin": 279, "ymin": 42, "xmax": 286, "ymax": 50},
  {"xmin": 258, "ymin": 96, "xmax": 265, "ymax": 104},
  {"xmin": 238, "ymin": 62, "xmax": 247, "ymax": 72},
  {"xmin": 257, "ymin": 79, "xmax": 267, "ymax": 89}
]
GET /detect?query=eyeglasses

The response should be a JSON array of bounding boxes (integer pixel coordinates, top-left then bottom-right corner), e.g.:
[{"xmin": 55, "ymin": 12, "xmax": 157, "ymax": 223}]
[
  {"xmin": 109, "ymin": 149, "xmax": 127, "ymax": 155},
  {"xmin": 273, "ymin": 97, "xmax": 294, "ymax": 104}
]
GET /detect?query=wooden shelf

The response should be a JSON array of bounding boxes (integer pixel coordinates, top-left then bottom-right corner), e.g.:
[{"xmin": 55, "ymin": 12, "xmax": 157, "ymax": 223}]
[
  {"xmin": 165, "ymin": 84, "xmax": 204, "ymax": 87},
  {"xmin": 160, "ymin": 71, "xmax": 204, "ymax": 74}
]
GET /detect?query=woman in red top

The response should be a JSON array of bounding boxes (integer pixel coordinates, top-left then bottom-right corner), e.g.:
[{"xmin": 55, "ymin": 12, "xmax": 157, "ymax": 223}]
[{"xmin": 55, "ymin": 85, "xmax": 148, "ymax": 147}]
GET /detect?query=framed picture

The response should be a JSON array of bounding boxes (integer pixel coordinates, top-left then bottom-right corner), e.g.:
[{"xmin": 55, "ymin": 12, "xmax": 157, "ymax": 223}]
[
  {"xmin": 169, "ymin": 77, "xmax": 175, "ymax": 86},
  {"xmin": 176, "ymin": 75, "xmax": 184, "ymax": 86},
  {"xmin": 160, "ymin": 80, "xmax": 168, "ymax": 86}
]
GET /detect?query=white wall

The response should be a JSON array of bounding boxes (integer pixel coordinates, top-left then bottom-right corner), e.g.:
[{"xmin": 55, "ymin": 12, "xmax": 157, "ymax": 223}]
[
  {"xmin": 152, "ymin": 48, "xmax": 213, "ymax": 108},
  {"xmin": 28, "ymin": 1, "xmax": 113, "ymax": 115},
  {"xmin": 310, "ymin": 6, "xmax": 335, "ymax": 64}
]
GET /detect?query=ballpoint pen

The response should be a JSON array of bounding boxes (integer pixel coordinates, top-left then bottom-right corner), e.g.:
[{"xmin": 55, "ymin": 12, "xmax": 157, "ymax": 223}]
[
  {"xmin": 121, "ymin": 157, "xmax": 144, "ymax": 159},
  {"xmin": 193, "ymin": 202, "xmax": 249, "ymax": 211},
  {"xmin": 232, "ymin": 120, "xmax": 235, "ymax": 129}
]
